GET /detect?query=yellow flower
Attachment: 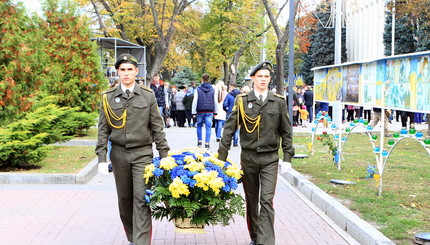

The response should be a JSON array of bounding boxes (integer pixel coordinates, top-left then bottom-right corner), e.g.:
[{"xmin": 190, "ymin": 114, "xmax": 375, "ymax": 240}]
[
  {"xmin": 208, "ymin": 177, "xmax": 225, "ymax": 195},
  {"xmin": 184, "ymin": 160, "xmax": 205, "ymax": 172},
  {"xmin": 143, "ymin": 164, "xmax": 155, "ymax": 184},
  {"xmin": 160, "ymin": 156, "xmax": 177, "ymax": 171},
  {"xmin": 213, "ymin": 158, "xmax": 225, "ymax": 168},
  {"xmin": 193, "ymin": 170, "xmax": 225, "ymax": 195},
  {"xmin": 169, "ymin": 177, "xmax": 190, "ymax": 198},
  {"xmin": 226, "ymin": 164, "xmax": 242, "ymax": 180},
  {"xmin": 195, "ymin": 153, "xmax": 204, "ymax": 161},
  {"xmin": 184, "ymin": 155, "xmax": 195, "ymax": 164}
]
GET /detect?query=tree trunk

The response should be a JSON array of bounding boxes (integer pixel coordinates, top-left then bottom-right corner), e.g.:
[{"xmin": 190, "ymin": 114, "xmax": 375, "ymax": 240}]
[
  {"xmin": 275, "ymin": 42, "xmax": 286, "ymax": 95},
  {"xmin": 223, "ymin": 61, "xmax": 229, "ymax": 84},
  {"xmin": 229, "ymin": 45, "xmax": 246, "ymax": 86}
]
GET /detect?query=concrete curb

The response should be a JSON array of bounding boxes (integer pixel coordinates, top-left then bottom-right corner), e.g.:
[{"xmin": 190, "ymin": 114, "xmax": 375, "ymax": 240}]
[
  {"xmin": 0, "ymin": 158, "xmax": 98, "ymax": 184},
  {"xmin": 281, "ymin": 168, "xmax": 395, "ymax": 245}
]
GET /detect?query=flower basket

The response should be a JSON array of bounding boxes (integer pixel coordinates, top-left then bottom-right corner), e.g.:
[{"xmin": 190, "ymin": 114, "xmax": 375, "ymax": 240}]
[
  {"xmin": 143, "ymin": 147, "xmax": 245, "ymax": 231},
  {"xmin": 174, "ymin": 217, "xmax": 205, "ymax": 234}
]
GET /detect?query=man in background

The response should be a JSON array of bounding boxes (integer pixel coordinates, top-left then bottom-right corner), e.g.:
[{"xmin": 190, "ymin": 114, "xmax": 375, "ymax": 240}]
[{"xmin": 192, "ymin": 73, "xmax": 217, "ymax": 149}]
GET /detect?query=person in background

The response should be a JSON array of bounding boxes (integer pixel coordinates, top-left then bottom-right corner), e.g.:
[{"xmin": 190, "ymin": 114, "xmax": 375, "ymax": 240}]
[
  {"xmin": 241, "ymin": 85, "xmax": 251, "ymax": 94},
  {"xmin": 150, "ymin": 73, "xmax": 170, "ymax": 128},
  {"xmin": 287, "ymin": 86, "xmax": 300, "ymax": 127},
  {"xmin": 363, "ymin": 104, "xmax": 372, "ymax": 122},
  {"xmin": 400, "ymin": 110, "xmax": 415, "ymax": 129},
  {"xmin": 183, "ymin": 86, "xmax": 195, "ymax": 127},
  {"xmin": 96, "ymin": 54, "xmax": 169, "ymax": 245},
  {"xmin": 218, "ymin": 61, "xmax": 294, "ymax": 245},
  {"xmin": 303, "ymin": 86, "xmax": 314, "ymax": 122},
  {"xmin": 346, "ymin": 104, "xmax": 355, "ymax": 122},
  {"xmin": 163, "ymin": 82, "xmax": 173, "ymax": 127},
  {"xmin": 214, "ymin": 81, "xmax": 228, "ymax": 142},
  {"xmin": 299, "ymin": 105, "xmax": 309, "ymax": 128},
  {"xmin": 192, "ymin": 73, "xmax": 218, "ymax": 149},
  {"xmin": 223, "ymin": 82, "xmax": 241, "ymax": 147},
  {"xmin": 427, "ymin": 114, "xmax": 430, "ymax": 136},
  {"xmin": 318, "ymin": 101, "xmax": 330, "ymax": 127},
  {"xmin": 173, "ymin": 85, "xmax": 186, "ymax": 127},
  {"xmin": 369, "ymin": 107, "xmax": 390, "ymax": 136},
  {"xmin": 169, "ymin": 86, "xmax": 177, "ymax": 127}
]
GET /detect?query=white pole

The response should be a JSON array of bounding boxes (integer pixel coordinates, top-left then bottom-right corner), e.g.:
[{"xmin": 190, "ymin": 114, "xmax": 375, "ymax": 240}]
[
  {"xmin": 335, "ymin": 0, "xmax": 342, "ymax": 64},
  {"xmin": 391, "ymin": 2, "xmax": 395, "ymax": 56},
  {"xmin": 334, "ymin": 0, "xmax": 342, "ymax": 169}
]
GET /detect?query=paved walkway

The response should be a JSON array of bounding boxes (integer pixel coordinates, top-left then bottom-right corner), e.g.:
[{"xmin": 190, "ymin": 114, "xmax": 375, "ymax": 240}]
[
  {"xmin": 0, "ymin": 124, "xmax": 365, "ymax": 245},
  {"xmin": 4, "ymin": 116, "xmax": 426, "ymax": 245}
]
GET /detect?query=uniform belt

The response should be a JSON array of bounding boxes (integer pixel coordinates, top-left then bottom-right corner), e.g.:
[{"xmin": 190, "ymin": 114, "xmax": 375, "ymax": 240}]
[
  {"xmin": 111, "ymin": 144, "xmax": 151, "ymax": 153},
  {"xmin": 241, "ymin": 148, "xmax": 277, "ymax": 155}
]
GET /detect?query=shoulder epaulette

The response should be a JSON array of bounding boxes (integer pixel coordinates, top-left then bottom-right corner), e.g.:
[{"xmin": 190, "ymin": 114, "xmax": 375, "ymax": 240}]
[
  {"xmin": 102, "ymin": 87, "xmax": 116, "ymax": 94},
  {"xmin": 139, "ymin": 84, "xmax": 153, "ymax": 93},
  {"xmin": 274, "ymin": 93, "xmax": 284, "ymax": 99}
]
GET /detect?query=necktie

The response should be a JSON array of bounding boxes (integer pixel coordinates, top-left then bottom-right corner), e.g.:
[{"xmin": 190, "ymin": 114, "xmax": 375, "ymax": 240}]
[
  {"xmin": 125, "ymin": 89, "xmax": 131, "ymax": 97},
  {"xmin": 259, "ymin": 94, "xmax": 263, "ymax": 103}
]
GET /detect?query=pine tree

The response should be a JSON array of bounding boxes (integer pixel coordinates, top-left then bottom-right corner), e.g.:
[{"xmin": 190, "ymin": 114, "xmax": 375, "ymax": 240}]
[
  {"xmin": 171, "ymin": 67, "xmax": 197, "ymax": 86},
  {"xmin": 0, "ymin": 1, "xmax": 47, "ymax": 121},
  {"xmin": 383, "ymin": 12, "xmax": 416, "ymax": 55},
  {"xmin": 37, "ymin": 0, "xmax": 105, "ymax": 112},
  {"xmin": 0, "ymin": 0, "xmax": 105, "ymax": 123}
]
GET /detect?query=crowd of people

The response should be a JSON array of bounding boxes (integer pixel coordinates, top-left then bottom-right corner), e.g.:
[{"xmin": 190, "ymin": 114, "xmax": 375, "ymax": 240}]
[
  {"xmin": 146, "ymin": 73, "xmax": 430, "ymax": 142},
  {"xmin": 146, "ymin": 72, "xmax": 253, "ymax": 149}
]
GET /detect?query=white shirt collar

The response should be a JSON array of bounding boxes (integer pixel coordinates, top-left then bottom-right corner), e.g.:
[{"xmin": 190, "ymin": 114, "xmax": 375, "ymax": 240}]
[
  {"xmin": 121, "ymin": 84, "xmax": 135, "ymax": 94},
  {"xmin": 254, "ymin": 90, "xmax": 268, "ymax": 102}
]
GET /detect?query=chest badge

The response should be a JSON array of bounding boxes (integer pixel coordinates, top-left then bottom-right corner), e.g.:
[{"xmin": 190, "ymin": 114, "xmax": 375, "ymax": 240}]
[
  {"xmin": 248, "ymin": 102, "xmax": 253, "ymax": 109},
  {"xmin": 115, "ymin": 97, "xmax": 121, "ymax": 103}
]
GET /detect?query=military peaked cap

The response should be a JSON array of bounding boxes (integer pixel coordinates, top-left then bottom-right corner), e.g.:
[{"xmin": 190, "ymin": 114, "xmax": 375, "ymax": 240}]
[
  {"xmin": 115, "ymin": 54, "xmax": 138, "ymax": 69},
  {"xmin": 249, "ymin": 61, "xmax": 273, "ymax": 76}
]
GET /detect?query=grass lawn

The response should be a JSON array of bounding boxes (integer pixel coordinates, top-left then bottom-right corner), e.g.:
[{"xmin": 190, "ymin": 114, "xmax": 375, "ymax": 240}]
[
  {"xmin": 292, "ymin": 132, "xmax": 430, "ymax": 245},
  {"xmin": 76, "ymin": 127, "xmax": 98, "ymax": 140},
  {"xmin": 2, "ymin": 128, "xmax": 97, "ymax": 174},
  {"xmin": 4, "ymin": 146, "xmax": 96, "ymax": 174}
]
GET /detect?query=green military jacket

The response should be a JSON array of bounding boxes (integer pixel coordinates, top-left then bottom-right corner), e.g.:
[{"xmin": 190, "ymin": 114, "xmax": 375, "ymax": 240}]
[
  {"xmin": 95, "ymin": 84, "xmax": 169, "ymax": 163},
  {"xmin": 218, "ymin": 90, "xmax": 295, "ymax": 162}
]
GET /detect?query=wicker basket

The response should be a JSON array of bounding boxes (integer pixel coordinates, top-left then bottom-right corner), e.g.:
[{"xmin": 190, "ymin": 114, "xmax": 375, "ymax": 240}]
[{"xmin": 174, "ymin": 218, "xmax": 205, "ymax": 234}]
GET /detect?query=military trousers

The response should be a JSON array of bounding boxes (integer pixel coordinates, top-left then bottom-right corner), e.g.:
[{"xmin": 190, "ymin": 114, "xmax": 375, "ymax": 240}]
[
  {"xmin": 241, "ymin": 150, "xmax": 279, "ymax": 245},
  {"xmin": 111, "ymin": 145, "xmax": 153, "ymax": 245}
]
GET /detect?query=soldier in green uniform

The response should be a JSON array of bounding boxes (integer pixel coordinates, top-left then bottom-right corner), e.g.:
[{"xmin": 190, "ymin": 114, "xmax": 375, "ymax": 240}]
[
  {"xmin": 96, "ymin": 54, "xmax": 170, "ymax": 245},
  {"xmin": 217, "ymin": 61, "xmax": 295, "ymax": 245}
]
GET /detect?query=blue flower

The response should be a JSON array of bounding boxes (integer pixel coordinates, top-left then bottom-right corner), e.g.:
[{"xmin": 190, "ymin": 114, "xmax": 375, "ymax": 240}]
[
  {"xmin": 222, "ymin": 185, "xmax": 231, "ymax": 192},
  {"xmin": 144, "ymin": 194, "xmax": 151, "ymax": 203},
  {"xmin": 146, "ymin": 190, "xmax": 154, "ymax": 195},
  {"xmin": 170, "ymin": 166, "xmax": 187, "ymax": 180},
  {"xmin": 187, "ymin": 171, "xmax": 198, "ymax": 177},
  {"xmin": 153, "ymin": 157, "xmax": 161, "ymax": 168},
  {"xmin": 181, "ymin": 176, "xmax": 192, "ymax": 185},
  {"xmin": 153, "ymin": 168, "xmax": 164, "ymax": 177},
  {"xmin": 189, "ymin": 179, "xmax": 197, "ymax": 188}
]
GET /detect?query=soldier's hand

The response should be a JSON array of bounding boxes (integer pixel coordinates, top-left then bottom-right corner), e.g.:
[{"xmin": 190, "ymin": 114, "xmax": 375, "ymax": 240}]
[
  {"xmin": 278, "ymin": 159, "xmax": 291, "ymax": 174},
  {"xmin": 98, "ymin": 162, "xmax": 109, "ymax": 175}
]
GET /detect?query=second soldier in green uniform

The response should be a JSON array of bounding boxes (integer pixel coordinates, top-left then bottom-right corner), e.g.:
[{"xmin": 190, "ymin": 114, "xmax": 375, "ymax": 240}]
[{"xmin": 217, "ymin": 61, "xmax": 295, "ymax": 245}]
